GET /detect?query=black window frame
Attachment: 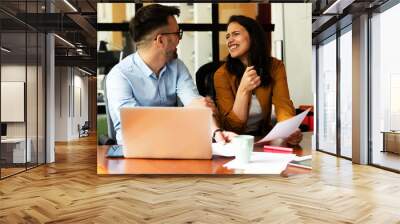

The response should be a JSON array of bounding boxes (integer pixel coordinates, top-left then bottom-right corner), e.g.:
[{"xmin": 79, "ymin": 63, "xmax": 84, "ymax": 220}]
[{"xmin": 96, "ymin": 3, "xmax": 274, "ymax": 63}]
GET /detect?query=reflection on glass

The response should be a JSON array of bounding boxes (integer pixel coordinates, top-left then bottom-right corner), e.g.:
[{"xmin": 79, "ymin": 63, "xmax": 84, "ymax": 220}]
[
  {"xmin": 318, "ymin": 37, "xmax": 337, "ymax": 154},
  {"xmin": 371, "ymin": 3, "xmax": 400, "ymax": 171},
  {"xmin": 340, "ymin": 29, "xmax": 352, "ymax": 158},
  {"xmin": 1, "ymin": 31, "xmax": 27, "ymax": 177},
  {"xmin": 0, "ymin": 0, "xmax": 47, "ymax": 178},
  {"xmin": 27, "ymin": 31, "xmax": 38, "ymax": 169}
]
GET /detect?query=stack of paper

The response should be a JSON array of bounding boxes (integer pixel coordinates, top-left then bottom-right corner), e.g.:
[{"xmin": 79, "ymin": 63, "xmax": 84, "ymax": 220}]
[
  {"xmin": 211, "ymin": 142, "xmax": 236, "ymax": 157},
  {"xmin": 223, "ymin": 152, "xmax": 296, "ymax": 174}
]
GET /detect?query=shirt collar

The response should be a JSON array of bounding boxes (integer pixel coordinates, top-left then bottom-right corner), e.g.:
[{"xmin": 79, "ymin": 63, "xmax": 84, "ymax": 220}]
[{"xmin": 133, "ymin": 52, "xmax": 168, "ymax": 79}]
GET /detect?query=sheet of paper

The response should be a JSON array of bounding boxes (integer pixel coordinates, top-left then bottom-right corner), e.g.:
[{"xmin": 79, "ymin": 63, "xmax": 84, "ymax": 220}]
[
  {"xmin": 212, "ymin": 142, "xmax": 235, "ymax": 157},
  {"xmin": 223, "ymin": 152, "xmax": 296, "ymax": 174},
  {"xmin": 256, "ymin": 108, "xmax": 311, "ymax": 144}
]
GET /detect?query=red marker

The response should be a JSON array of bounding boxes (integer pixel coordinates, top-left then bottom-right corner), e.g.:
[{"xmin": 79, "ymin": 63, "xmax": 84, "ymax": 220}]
[{"xmin": 263, "ymin": 145, "xmax": 293, "ymax": 154}]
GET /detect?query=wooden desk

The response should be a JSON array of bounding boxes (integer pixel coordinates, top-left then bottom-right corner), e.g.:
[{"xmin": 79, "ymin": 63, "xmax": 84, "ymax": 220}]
[{"xmin": 97, "ymin": 134, "xmax": 313, "ymax": 176}]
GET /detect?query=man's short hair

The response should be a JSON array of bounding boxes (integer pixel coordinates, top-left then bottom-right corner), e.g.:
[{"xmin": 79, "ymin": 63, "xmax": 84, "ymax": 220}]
[{"xmin": 130, "ymin": 4, "xmax": 180, "ymax": 43}]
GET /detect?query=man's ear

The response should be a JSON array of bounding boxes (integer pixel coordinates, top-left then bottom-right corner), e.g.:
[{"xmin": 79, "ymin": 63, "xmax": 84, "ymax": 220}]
[{"xmin": 154, "ymin": 35, "xmax": 164, "ymax": 46}]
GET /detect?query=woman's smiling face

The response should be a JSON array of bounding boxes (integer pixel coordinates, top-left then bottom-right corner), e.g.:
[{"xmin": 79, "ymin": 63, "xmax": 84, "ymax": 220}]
[{"xmin": 226, "ymin": 22, "xmax": 251, "ymax": 64}]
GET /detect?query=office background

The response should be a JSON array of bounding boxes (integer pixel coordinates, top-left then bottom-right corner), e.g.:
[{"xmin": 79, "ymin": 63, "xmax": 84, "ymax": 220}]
[
  {"xmin": 1, "ymin": 0, "xmax": 399, "ymax": 178},
  {"xmin": 0, "ymin": 0, "xmax": 97, "ymax": 179},
  {"xmin": 313, "ymin": 1, "xmax": 400, "ymax": 171},
  {"xmin": 1, "ymin": 1, "xmax": 400, "ymax": 222},
  {"xmin": 0, "ymin": 1, "xmax": 47, "ymax": 178}
]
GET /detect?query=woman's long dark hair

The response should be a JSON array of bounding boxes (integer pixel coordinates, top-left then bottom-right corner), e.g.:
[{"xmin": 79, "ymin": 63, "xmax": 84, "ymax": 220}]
[{"xmin": 226, "ymin": 15, "xmax": 272, "ymax": 87}]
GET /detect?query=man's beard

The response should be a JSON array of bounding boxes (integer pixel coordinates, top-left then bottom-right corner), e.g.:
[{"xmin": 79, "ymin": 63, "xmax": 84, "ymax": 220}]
[{"xmin": 165, "ymin": 49, "xmax": 178, "ymax": 62}]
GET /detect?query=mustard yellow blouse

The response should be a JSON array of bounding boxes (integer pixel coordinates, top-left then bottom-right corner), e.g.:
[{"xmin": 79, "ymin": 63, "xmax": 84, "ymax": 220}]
[{"xmin": 213, "ymin": 58, "xmax": 295, "ymax": 134}]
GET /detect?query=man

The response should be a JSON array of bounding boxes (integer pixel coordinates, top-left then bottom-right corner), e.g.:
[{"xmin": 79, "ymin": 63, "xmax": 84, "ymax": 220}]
[{"xmin": 106, "ymin": 4, "xmax": 234, "ymax": 145}]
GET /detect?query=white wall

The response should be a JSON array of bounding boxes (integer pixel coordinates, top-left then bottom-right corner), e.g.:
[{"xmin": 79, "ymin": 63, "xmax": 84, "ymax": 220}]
[
  {"xmin": 54, "ymin": 67, "xmax": 89, "ymax": 141},
  {"xmin": 55, "ymin": 66, "xmax": 68, "ymax": 141},
  {"xmin": 1, "ymin": 63, "xmax": 46, "ymax": 163},
  {"xmin": 271, "ymin": 3, "xmax": 313, "ymax": 107},
  {"xmin": 1, "ymin": 65, "xmax": 36, "ymax": 137},
  {"xmin": 1, "ymin": 65, "xmax": 26, "ymax": 139}
]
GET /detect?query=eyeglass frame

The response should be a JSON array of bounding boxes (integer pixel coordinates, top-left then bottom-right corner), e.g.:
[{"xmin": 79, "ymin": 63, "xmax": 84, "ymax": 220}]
[{"xmin": 154, "ymin": 29, "xmax": 183, "ymax": 40}]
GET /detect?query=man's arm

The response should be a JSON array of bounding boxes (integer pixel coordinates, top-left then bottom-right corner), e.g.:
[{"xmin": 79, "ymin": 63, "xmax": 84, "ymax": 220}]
[
  {"xmin": 106, "ymin": 69, "xmax": 138, "ymax": 144},
  {"xmin": 175, "ymin": 60, "xmax": 236, "ymax": 143},
  {"xmin": 175, "ymin": 59, "xmax": 202, "ymax": 105}
]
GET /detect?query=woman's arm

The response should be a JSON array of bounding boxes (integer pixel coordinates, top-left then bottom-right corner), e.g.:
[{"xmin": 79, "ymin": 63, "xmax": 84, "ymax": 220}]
[
  {"xmin": 214, "ymin": 65, "xmax": 260, "ymax": 132},
  {"xmin": 231, "ymin": 66, "xmax": 259, "ymax": 122}
]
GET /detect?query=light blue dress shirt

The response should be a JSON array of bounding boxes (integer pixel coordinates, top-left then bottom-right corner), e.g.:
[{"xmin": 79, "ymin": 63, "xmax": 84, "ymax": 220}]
[{"xmin": 106, "ymin": 52, "xmax": 200, "ymax": 144}]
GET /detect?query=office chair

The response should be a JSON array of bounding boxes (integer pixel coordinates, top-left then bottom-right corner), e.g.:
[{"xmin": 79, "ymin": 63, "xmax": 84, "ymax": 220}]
[
  {"xmin": 78, "ymin": 121, "xmax": 90, "ymax": 138},
  {"xmin": 296, "ymin": 107, "xmax": 314, "ymax": 132},
  {"xmin": 195, "ymin": 61, "xmax": 223, "ymax": 100}
]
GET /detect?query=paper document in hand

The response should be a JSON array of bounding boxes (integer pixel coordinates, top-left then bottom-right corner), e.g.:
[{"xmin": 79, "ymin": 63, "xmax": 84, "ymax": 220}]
[{"xmin": 256, "ymin": 108, "xmax": 310, "ymax": 144}]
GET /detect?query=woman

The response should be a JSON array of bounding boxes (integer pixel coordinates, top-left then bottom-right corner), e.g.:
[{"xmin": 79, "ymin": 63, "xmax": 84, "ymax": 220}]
[{"xmin": 214, "ymin": 15, "xmax": 302, "ymax": 145}]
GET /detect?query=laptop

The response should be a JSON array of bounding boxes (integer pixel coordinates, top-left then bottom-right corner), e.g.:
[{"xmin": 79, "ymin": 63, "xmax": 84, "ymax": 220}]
[{"xmin": 120, "ymin": 107, "xmax": 212, "ymax": 159}]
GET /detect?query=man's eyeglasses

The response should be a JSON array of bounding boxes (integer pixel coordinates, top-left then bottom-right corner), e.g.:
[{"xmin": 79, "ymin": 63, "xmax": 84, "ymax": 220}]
[{"xmin": 155, "ymin": 29, "xmax": 183, "ymax": 40}]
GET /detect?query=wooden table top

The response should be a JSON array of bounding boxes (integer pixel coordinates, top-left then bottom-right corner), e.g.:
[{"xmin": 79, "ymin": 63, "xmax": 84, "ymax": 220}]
[{"xmin": 97, "ymin": 134, "xmax": 313, "ymax": 176}]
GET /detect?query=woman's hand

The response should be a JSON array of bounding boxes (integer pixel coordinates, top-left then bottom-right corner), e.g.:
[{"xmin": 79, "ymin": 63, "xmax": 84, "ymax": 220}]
[
  {"xmin": 238, "ymin": 66, "xmax": 261, "ymax": 94},
  {"xmin": 214, "ymin": 130, "xmax": 237, "ymax": 144},
  {"xmin": 286, "ymin": 128, "xmax": 303, "ymax": 146}
]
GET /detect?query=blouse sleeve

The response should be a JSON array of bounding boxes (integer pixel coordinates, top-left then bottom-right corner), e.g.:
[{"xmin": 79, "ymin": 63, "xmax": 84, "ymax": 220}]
[
  {"xmin": 271, "ymin": 59, "xmax": 296, "ymax": 122},
  {"xmin": 213, "ymin": 65, "xmax": 247, "ymax": 133}
]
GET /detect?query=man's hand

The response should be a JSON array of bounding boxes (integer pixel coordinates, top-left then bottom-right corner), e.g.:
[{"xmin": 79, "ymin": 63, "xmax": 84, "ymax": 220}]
[
  {"xmin": 214, "ymin": 130, "xmax": 237, "ymax": 144},
  {"xmin": 188, "ymin": 97, "xmax": 217, "ymax": 114},
  {"xmin": 286, "ymin": 128, "xmax": 303, "ymax": 145}
]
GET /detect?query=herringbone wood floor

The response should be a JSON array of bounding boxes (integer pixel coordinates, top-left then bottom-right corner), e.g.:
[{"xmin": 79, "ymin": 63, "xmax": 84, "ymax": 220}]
[{"xmin": 1, "ymin": 134, "xmax": 400, "ymax": 223}]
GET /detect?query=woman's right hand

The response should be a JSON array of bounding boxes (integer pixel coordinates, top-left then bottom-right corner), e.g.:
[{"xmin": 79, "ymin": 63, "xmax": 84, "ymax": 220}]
[{"xmin": 238, "ymin": 66, "xmax": 261, "ymax": 94}]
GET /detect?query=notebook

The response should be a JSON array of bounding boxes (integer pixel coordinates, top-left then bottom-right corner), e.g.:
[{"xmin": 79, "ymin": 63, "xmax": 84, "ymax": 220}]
[{"xmin": 106, "ymin": 145, "xmax": 124, "ymax": 158}]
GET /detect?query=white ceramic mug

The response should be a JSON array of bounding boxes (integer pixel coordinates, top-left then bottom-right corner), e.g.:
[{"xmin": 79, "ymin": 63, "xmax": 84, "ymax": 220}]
[{"xmin": 233, "ymin": 135, "xmax": 254, "ymax": 164}]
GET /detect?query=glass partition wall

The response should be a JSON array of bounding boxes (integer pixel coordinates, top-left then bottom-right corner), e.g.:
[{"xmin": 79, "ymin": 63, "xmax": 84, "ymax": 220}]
[
  {"xmin": 316, "ymin": 26, "xmax": 353, "ymax": 159},
  {"xmin": 317, "ymin": 35, "xmax": 337, "ymax": 155},
  {"xmin": 370, "ymin": 2, "xmax": 400, "ymax": 171},
  {"xmin": 0, "ymin": 1, "xmax": 46, "ymax": 179},
  {"xmin": 339, "ymin": 27, "xmax": 352, "ymax": 159},
  {"xmin": 316, "ymin": 0, "xmax": 400, "ymax": 172},
  {"xmin": 0, "ymin": 31, "xmax": 27, "ymax": 177}
]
